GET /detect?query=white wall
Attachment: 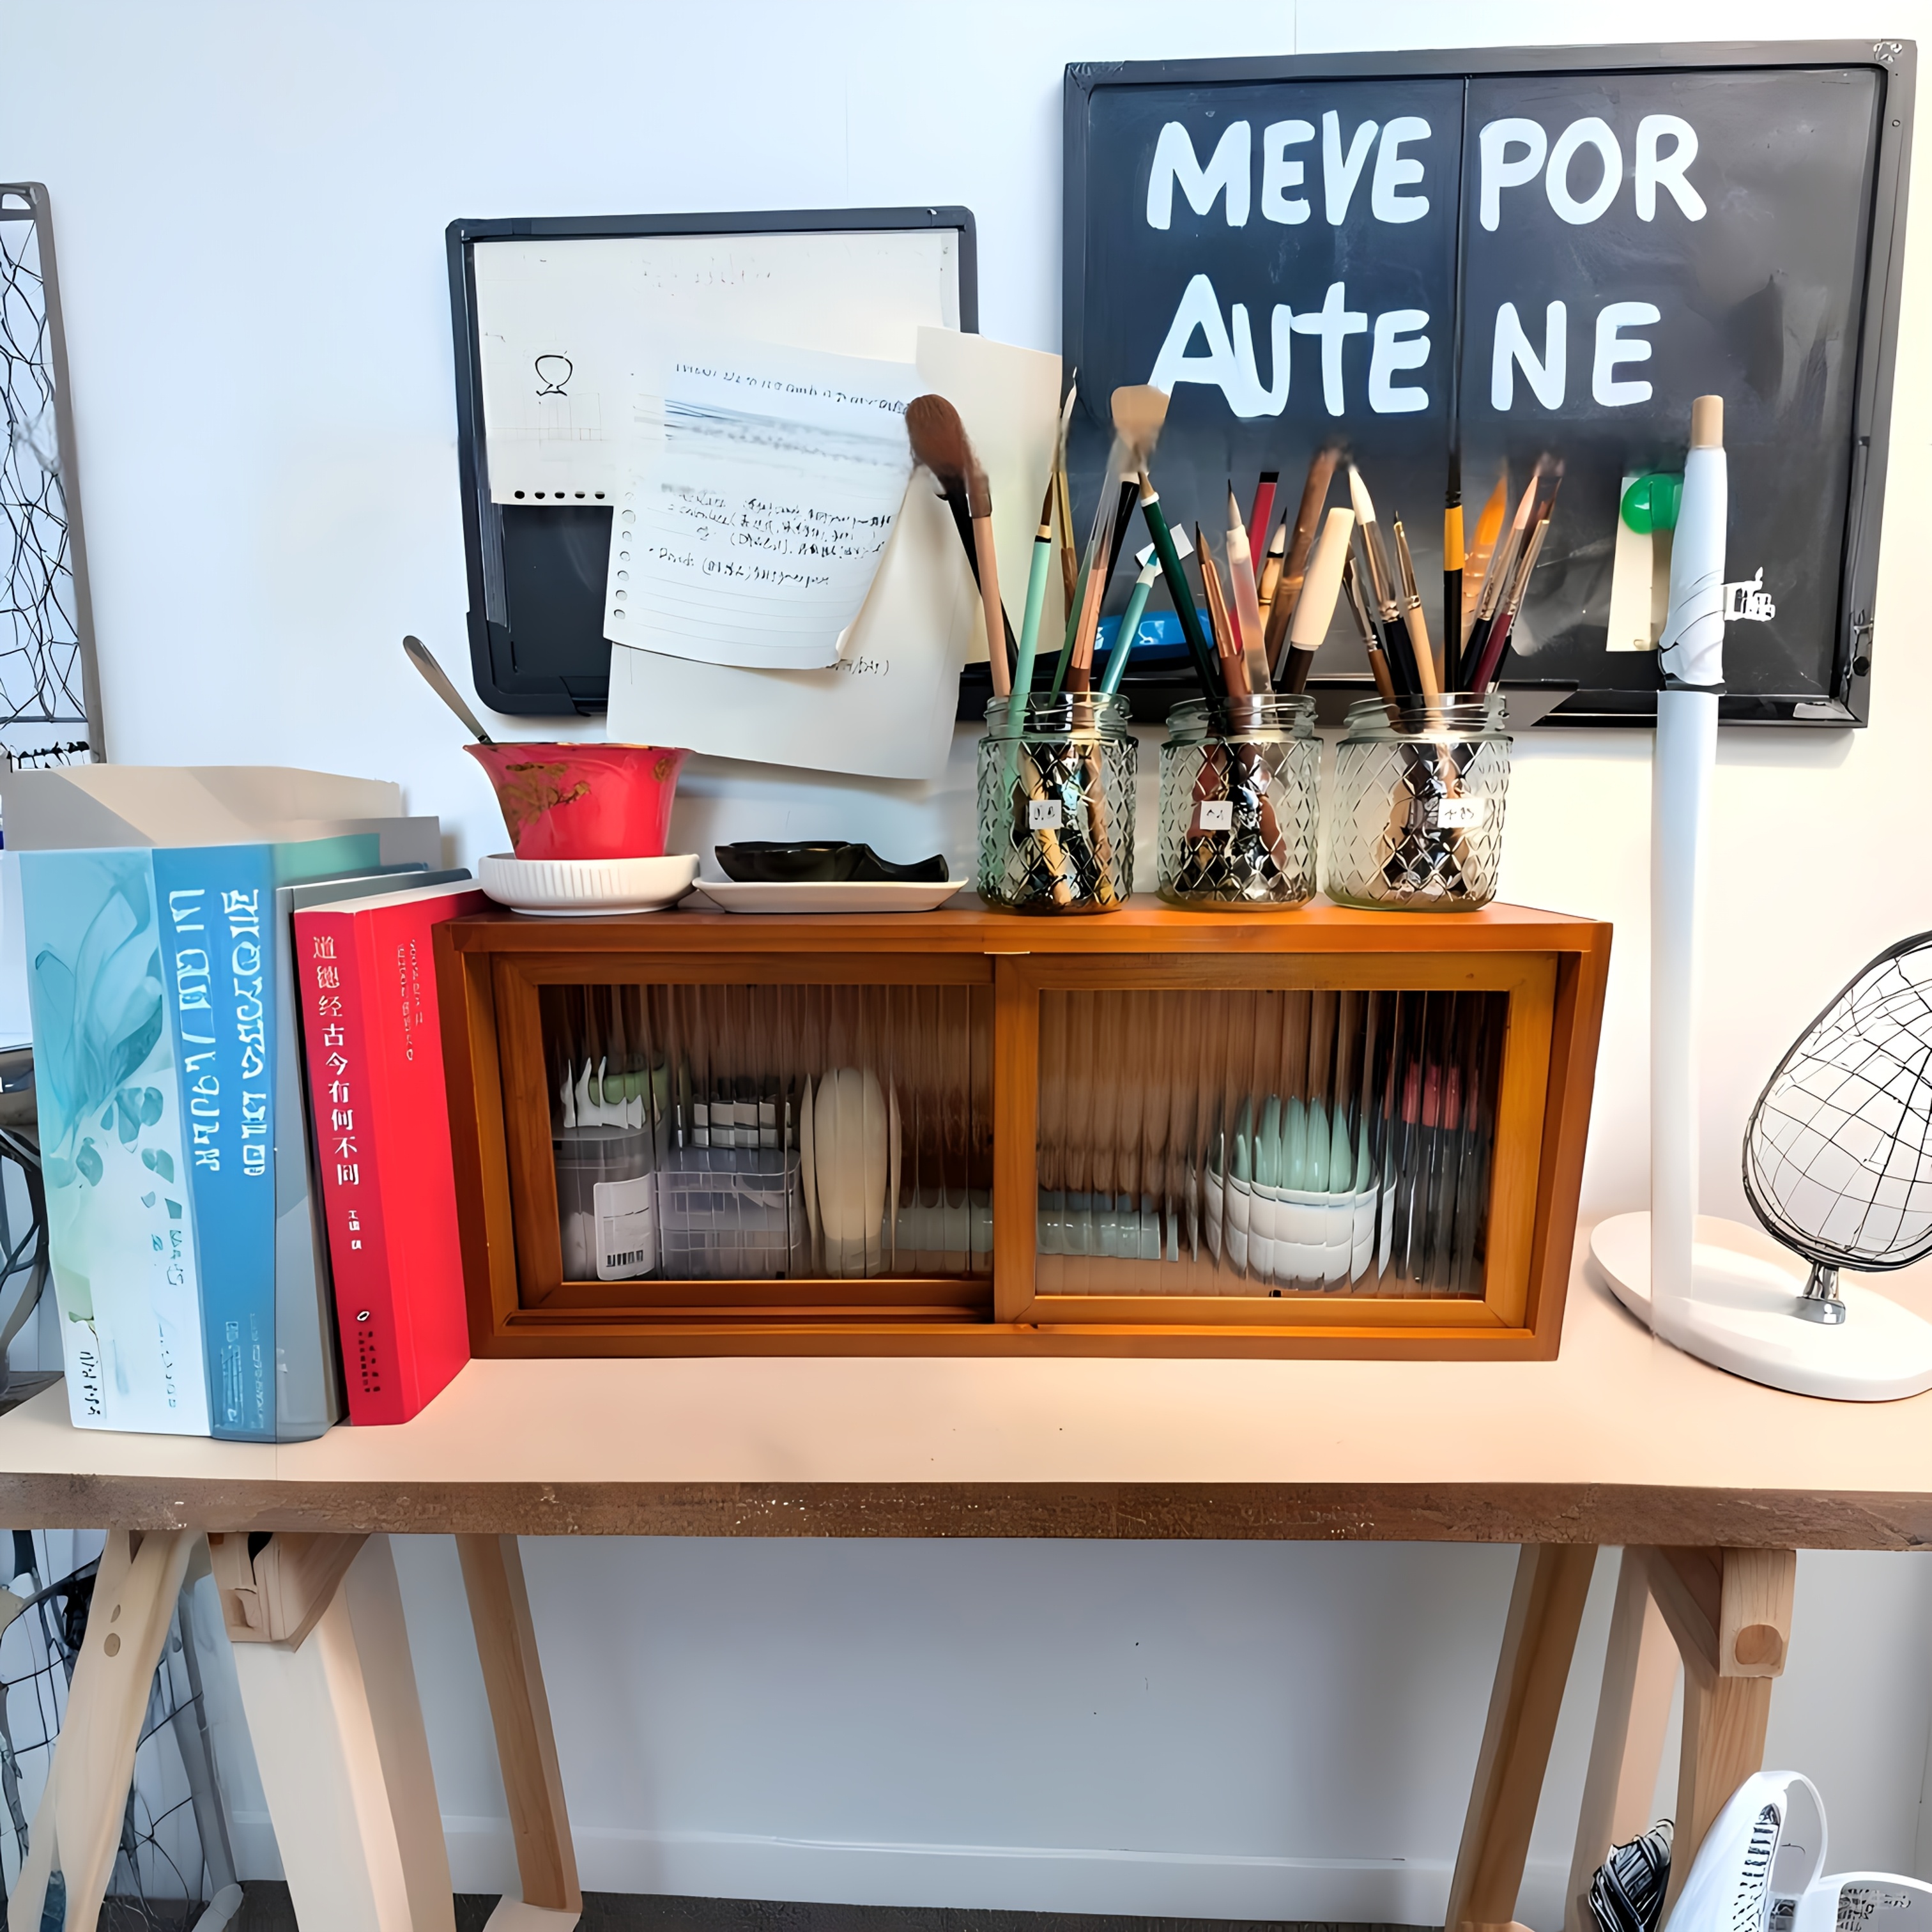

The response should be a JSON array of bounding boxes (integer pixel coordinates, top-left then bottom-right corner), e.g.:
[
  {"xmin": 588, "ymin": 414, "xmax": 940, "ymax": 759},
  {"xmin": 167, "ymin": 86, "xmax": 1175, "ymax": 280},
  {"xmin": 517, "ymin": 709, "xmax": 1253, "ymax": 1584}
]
[{"xmin": 8, "ymin": 0, "xmax": 1932, "ymax": 1919}]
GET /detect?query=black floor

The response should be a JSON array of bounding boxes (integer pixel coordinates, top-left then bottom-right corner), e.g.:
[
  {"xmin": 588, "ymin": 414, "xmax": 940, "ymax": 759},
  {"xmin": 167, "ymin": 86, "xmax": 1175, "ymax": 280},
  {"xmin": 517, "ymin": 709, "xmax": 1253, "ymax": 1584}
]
[{"xmin": 201, "ymin": 1887, "xmax": 1425, "ymax": 1932}]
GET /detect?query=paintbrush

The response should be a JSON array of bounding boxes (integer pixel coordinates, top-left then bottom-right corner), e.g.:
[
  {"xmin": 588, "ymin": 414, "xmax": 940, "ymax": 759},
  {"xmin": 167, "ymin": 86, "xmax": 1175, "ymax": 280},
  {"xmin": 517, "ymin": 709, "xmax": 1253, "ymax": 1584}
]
[
  {"xmin": 1246, "ymin": 471, "xmax": 1279, "ymax": 562},
  {"xmin": 1460, "ymin": 471, "xmax": 1508, "ymax": 641},
  {"xmin": 1264, "ymin": 443, "xmax": 1342, "ymax": 666},
  {"xmin": 1053, "ymin": 379, "xmax": 1078, "ymax": 613},
  {"xmin": 1443, "ymin": 468, "xmax": 1465, "ymax": 689},
  {"xmin": 1224, "ymin": 485, "xmax": 1273, "ymax": 693},
  {"xmin": 907, "ymin": 394, "xmax": 1013, "ymax": 694},
  {"xmin": 1278, "ymin": 507, "xmax": 1356, "ymax": 694},
  {"xmin": 1459, "ymin": 468, "xmax": 1543, "ymax": 689},
  {"xmin": 1011, "ymin": 477, "xmax": 1056, "ymax": 701},
  {"xmin": 1138, "ymin": 473, "xmax": 1219, "ymax": 699},
  {"xmin": 1392, "ymin": 519, "xmax": 1441, "ymax": 700},
  {"xmin": 1469, "ymin": 479, "xmax": 1560, "ymax": 692},
  {"xmin": 1052, "ymin": 385, "xmax": 1170, "ymax": 693},
  {"xmin": 1342, "ymin": 554, "xmax": 1398, "ymax": 703},
  {"xmin": 1255, "ymin": 517, "xmax": 1287, "ymax": 625},
  {"xmin": 1196, "ymin": 523, "xmax": 1247, "ymax": 694},
  {"xmin": 1347, "ymin": 465, "xmax": 1416, "ymax": 690}
]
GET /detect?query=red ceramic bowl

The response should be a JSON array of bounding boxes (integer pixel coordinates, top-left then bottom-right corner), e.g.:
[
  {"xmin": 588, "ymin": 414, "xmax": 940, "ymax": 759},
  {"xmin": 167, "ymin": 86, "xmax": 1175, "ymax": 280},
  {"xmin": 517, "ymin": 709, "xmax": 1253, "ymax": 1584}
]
[{"xmin": 466, "ymin": 742, "xmax": 689, "ymax": 861}]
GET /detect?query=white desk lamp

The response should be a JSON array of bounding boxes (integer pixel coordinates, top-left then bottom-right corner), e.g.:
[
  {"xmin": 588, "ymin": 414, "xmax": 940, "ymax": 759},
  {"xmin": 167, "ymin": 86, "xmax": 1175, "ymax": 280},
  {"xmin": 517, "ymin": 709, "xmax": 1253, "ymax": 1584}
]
[{"xmin": 1590, "ymin": 396, "xmax": 1932, "ymax": 1400}]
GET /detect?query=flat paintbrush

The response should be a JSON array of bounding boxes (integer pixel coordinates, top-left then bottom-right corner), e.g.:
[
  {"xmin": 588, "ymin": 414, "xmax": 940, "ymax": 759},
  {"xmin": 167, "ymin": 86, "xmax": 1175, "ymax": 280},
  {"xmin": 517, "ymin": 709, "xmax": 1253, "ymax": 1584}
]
[
  {"xmin": 1224, "ymin": 485, "xmax": 1273, "ymax": 693},
  {"xmin": 1279, "ymin": 506, "xmax": 1355, "ymax": 694},
  {"xmin": 1347, "ymin": 464, "xmax": 1416, "ymax": 691},
  {"xmin": 1460, "ymin": 471, "xmax": 1508, "ymax": 643},
  {"xmin": 1264, "ymin": 444, "xmax": 1341, "ymax": 665},
  {"xmin": 1342, "ymin": 553, "xmax": 1398, "ymax": 702},
  {"xmin": 907, "ymin": 394, "xmax": 1013, "ymax": 693},
  {"xmin": 1255, "ymin": 516, "xmax": 1287, "ymax": 626},
  {"xmin": 1468, "ymin": 509, "xmax": 1552, "ymax": 693},
  {"xmin": 1052, "ymin": 379, "xmax": 1079, "ymax": 613},
  {"xmin": 1050, "ymin": 385, "xmax": 1170, "ymax": 693},
  {"xmin": 1459, "ymin": 468, "xmax": 1542, "ymax": 689},
  {"xmin": 1392, "ymin": 518, "xmax": 1441, "ymax": 700}
]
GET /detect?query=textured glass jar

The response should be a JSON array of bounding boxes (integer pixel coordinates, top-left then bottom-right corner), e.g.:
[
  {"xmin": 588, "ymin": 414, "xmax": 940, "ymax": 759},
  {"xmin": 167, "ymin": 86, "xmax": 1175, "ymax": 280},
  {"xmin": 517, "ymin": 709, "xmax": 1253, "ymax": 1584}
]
[
  {"xmin": 1324, "ymin": 694, "xmax": 1510, "ymax": 911},
  {"xmin": 1159, "ymin": 695, "xmax": 1320, "ymax": 908},
  {"xmin": 977, "ymin": 693, "xmax": 1135, "ymax": 914}
]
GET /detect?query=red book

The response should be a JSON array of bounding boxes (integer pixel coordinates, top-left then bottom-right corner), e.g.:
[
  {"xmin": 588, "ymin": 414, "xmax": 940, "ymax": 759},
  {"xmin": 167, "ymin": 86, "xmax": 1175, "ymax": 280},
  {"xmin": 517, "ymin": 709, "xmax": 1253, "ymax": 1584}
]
[{"xmin": 295, "ymin": 882, "xmax": 487, "ymax": 1423}]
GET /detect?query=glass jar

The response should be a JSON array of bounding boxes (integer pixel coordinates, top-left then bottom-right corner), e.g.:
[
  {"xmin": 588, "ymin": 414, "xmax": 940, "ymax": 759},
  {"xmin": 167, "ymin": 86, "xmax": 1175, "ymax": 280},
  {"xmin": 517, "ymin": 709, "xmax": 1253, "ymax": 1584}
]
[
  {"xmin": 977, "ymin": 692, "xmax": 1135, "ymax": 914},
  {"xmin": 1159, "ymin": 695, "xmax": 1319, "ymax": 907},
  {"xmin": 1324, "ymin": 694, "xmax": 1510, "ymax": 911}
]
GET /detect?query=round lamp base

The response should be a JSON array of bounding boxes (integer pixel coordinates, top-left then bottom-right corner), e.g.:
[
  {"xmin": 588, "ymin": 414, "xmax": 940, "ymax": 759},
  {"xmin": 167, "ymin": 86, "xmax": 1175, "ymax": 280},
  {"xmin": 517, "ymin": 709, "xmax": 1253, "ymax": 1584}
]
[{"xmin": 1590, "ymin": 1211, "xmax": 1932, "ymax": 1402}]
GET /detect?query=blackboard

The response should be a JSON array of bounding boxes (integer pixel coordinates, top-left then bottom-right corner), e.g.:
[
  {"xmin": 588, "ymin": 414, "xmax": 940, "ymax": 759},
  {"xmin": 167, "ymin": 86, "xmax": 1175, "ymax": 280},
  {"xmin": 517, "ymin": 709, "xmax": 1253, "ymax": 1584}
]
[{"xmin": 1064, "ymin": 41, "xmax": 1915, "ymax": 726}]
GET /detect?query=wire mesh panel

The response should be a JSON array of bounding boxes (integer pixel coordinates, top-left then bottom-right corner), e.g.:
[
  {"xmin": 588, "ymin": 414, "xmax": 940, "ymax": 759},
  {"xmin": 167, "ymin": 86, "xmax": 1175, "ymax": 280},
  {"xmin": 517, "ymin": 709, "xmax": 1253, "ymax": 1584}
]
[
  {"xmin": 0, "ymin": 186, "xmax": 98, "ymax": 766},
  {"xmin": 1745, "ymin": 931, "xmax": 1932, "ymax": 1273},
  {"xmin": 1036, "ymin": 986, "xmax": 1506, "ymax": 1297},
  {"xmin": 538, "ymin": 981, "xmax": 991, "ymax": 1282},
  {"xmin": 0, "ymin": 1534, "xmax": 233, "ymax": 1927}
]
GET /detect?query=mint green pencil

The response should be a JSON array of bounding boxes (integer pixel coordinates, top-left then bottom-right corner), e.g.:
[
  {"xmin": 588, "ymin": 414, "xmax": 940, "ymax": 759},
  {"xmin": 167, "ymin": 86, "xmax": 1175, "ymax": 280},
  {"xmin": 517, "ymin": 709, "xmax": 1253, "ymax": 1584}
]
[{"xmin": 1100, "ymin": 548, "xmax": 1162, "ymax": 697}]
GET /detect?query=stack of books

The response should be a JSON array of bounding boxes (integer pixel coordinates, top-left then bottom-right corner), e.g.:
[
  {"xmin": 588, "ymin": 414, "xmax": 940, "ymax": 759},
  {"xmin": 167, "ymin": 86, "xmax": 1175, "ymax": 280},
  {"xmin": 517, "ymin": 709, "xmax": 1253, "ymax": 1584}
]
[{"xmin": 8, "ymin": 765, "xmax": 481, "ymax": 1438}]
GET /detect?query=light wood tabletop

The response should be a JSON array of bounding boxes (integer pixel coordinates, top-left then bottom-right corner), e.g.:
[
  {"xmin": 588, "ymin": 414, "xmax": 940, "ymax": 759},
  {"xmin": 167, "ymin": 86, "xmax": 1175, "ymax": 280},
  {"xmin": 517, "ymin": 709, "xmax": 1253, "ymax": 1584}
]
[{"xmin": 2, "ymin": 1219, "xmax": 1928, "ymax": 1547}]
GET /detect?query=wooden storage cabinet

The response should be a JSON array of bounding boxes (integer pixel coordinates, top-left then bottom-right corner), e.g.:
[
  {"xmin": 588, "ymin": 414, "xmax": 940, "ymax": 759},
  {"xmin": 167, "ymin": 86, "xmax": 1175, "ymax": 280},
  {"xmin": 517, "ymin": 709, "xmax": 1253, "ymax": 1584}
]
[{"xmin": 436, "ymin": 901, "xmax": 1610, "ymax": 1358}]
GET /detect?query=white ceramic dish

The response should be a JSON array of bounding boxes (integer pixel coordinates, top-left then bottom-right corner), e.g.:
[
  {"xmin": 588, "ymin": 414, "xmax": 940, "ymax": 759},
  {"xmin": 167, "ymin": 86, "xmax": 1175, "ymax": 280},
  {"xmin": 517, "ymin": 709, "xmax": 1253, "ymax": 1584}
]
[
  {"xmin": 693, "ymin": 878, "xmax": 965, "ymax": 915},
  {"xmin": 479, "ymin": 852, "xmax": 699, "ymax": 916}
]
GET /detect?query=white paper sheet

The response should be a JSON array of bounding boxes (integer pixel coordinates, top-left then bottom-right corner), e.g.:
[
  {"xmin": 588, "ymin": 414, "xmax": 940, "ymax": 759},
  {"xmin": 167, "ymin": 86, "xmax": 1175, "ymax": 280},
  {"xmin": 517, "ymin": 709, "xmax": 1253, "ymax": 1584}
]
[
  {"xmin": 604, "ymin": 341, "xmax": 920, "ymax": 670},
  {"xmin": 912, "ymin": 328, "xmax": 1064, "ymax": 666},
  {"xmin": 606, "ymin": 477, "xmax": 973, "ymax": 781},
  {"xmin": 473, "ymin": 231, "xmax": 959, "ymax": 504}
]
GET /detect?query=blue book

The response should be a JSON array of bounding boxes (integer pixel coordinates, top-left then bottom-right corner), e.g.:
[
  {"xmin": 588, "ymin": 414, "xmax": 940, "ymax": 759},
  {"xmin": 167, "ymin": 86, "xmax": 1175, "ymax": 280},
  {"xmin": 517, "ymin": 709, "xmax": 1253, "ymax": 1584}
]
[
  {"xmin": 153, "ymin": 846, "xmax": 279, "ymax": 1441},
  {"xmin": 20, "ymin": 848, "xmax": 212, "ymax": 1435}
]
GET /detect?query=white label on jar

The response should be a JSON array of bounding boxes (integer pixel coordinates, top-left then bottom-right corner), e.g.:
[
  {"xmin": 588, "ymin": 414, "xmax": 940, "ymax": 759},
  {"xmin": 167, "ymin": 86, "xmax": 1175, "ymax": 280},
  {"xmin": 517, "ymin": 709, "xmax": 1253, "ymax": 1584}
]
[
  {"xmin": 1198, "ymin": 800, "xmax": 1234, "ymax": 832},
  {"xmin": 1432, "ymin": 797, "xmax": 1487, "ymax": 829},
  {"xmin": 1028, "ymin": 798, "xmax": 1064, "ymax": 829},
  {"xmin": 594, "ymin": 1173, "xmax": 656, "ymax": 1279}
]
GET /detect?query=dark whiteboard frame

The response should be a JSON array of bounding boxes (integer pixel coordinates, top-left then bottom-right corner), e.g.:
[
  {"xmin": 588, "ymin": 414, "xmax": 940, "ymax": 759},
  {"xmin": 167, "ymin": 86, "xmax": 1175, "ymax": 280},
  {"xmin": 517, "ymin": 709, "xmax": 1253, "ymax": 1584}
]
[
  {"xmin": 447, "ymin": 206, "xmax": 979, "ymax": 717},
  {"xmin": 1063, "ymin": 40, "xmax": 1916, "ymax": 729}
]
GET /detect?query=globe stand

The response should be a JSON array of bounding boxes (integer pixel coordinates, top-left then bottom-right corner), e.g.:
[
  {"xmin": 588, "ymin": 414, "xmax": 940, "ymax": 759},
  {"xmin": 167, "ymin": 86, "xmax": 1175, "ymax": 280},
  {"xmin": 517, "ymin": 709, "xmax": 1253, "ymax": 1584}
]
[{"xmin": 1591, "ymin": 1211, "xmax": 1932, "ymax": 1402}]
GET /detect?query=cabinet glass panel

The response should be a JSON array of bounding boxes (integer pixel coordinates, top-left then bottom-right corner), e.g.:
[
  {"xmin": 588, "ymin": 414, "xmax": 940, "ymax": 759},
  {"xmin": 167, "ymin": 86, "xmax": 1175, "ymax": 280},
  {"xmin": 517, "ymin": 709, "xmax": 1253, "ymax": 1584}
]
[
  {"xmin": 1036, "ymin": 988, "xmax": 1506, "ymax": 1296},
  {"xmin": 539, "ymin": 983, "xmax": 990, "ymax": 1283}
]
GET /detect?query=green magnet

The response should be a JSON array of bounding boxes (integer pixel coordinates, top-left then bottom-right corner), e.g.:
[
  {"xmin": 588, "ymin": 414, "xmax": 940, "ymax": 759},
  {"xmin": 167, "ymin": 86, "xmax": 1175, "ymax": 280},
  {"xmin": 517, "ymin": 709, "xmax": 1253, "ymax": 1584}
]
[{"xmin": 1621, "ymin": 472, "xmax": 1682, "ymax": 535}]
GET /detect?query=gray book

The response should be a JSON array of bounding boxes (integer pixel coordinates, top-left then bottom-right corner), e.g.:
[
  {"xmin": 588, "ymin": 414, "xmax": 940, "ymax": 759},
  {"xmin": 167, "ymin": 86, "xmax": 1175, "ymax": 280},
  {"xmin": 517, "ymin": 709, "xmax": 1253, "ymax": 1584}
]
[{"xmin": 272, "ymin": 866, "xmax": 469, "ymax": 1439}]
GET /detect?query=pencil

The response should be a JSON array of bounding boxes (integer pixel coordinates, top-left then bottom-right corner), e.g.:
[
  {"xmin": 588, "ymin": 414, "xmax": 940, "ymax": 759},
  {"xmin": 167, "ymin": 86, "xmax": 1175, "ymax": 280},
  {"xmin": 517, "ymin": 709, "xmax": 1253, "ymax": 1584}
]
[{"xmin": 1196, "ymin": 524, "xmax": 1248, "ymax": 695}]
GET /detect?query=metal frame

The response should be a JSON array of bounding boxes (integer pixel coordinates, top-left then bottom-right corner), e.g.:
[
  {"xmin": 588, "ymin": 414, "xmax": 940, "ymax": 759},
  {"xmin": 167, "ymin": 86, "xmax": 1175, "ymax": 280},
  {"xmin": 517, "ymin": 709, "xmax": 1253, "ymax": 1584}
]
[
  {"xmin": 0, "ymin": 183, "xmax": 103, "ymax": 760},
  {"xmin": 1063, "ymin": 40, "xmax": 1917, "ymax": 730},
  {"xmin": 447, "ymin": 204, "xmax": 980, "ymax": 717}
]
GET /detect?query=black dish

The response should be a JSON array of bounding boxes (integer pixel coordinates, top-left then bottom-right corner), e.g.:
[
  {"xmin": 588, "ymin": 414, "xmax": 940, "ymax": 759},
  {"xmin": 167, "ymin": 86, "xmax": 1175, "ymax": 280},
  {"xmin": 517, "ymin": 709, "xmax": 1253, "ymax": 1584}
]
[{"xmin": 714, "ymin": 841, "xmax": 949, "ymax": 885}]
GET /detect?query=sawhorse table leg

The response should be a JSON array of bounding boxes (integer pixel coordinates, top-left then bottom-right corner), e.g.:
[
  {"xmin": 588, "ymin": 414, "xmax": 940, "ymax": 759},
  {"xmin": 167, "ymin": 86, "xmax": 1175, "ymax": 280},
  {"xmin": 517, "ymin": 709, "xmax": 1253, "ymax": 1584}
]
[
  {"xmin": 1446, "ymin": 1544, "xmax": 1601, "ymax": 1932},
  {"xmin": 1561, "ymin": 1545, "xmax": 1797, "ymax": 1926},
  {"xmin": 6, "ymin": 1528, "xmax": 197, "ymax": 1930},
  {"xmin": 213, "ymin": 1529, "xmax": 581, "ymax": 1931}
]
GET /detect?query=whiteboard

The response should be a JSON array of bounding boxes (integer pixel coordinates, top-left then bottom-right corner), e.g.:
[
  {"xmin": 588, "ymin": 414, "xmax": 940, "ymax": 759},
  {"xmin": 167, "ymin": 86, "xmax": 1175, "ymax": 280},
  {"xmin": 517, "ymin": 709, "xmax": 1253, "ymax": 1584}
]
[{"xmin": 474, "ymin": 230, "xmax": 962, "ymax": 505}]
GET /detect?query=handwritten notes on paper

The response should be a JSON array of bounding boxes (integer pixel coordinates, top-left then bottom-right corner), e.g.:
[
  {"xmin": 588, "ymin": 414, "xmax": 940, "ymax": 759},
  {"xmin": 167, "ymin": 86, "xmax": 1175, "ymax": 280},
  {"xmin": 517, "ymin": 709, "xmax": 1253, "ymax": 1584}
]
[{"xmin": 603, "ymin": 342, "xmax": 920, "ymax": 670}]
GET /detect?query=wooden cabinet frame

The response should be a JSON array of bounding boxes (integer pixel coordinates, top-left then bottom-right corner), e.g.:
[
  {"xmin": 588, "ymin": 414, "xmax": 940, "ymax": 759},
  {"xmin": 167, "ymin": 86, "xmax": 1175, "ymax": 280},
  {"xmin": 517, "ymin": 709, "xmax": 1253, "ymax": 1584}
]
[{"xmin": 436, "ymin": 901, "xmax": 1610, "ymax": 1360}]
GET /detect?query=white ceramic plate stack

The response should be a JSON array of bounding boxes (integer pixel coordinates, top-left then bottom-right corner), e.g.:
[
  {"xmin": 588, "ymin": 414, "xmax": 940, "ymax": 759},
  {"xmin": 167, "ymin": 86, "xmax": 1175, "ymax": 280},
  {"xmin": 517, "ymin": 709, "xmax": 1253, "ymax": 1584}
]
[{"xmin": 479, "ymin": 852, "xmax": 700, "ymax": 916}]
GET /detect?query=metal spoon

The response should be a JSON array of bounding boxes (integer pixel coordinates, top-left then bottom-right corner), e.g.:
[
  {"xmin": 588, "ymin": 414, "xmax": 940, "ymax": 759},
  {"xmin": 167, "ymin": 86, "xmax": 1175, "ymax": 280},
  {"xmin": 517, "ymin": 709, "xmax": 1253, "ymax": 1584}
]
[{"xmin": 402, "ymin": 634, "xmax": 494, "ymax": 744}]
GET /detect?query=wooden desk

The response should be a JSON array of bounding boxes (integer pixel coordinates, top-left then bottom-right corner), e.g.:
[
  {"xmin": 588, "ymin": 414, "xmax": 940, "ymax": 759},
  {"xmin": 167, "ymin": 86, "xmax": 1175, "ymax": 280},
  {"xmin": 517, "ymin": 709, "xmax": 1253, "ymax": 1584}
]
[{"xmin": 3, "ymin": 1223, "xmax": 1928, "ymax": 1931}]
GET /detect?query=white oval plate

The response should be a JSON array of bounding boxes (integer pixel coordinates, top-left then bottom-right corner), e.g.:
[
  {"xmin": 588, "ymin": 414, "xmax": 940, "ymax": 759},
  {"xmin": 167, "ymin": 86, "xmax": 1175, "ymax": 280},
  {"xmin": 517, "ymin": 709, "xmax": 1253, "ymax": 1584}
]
[
  {"xmin": 693, "ymin": 878, "xmax": 965, "ymax": 915},
  {"xmin": 480, "ymin": 852, "xmax": 699, "ymax": 916}
]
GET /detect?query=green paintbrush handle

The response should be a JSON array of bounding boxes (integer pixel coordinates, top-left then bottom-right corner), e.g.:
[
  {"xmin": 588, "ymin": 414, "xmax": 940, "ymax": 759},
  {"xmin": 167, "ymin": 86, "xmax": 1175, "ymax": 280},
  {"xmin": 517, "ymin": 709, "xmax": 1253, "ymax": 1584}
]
[
  {"xmin": 1140, "ymin": 493, "xmax": 1220, "ymax": 697},
  {"xmin": 1100, "ymin": 576, "xmax": 1155, "ymax": 696},
  {"xmin": 1048, "ymin": 552, "xmax": 1091, "ymax": 694},
  {"xmin": 1013, "ymin": 533, "xmax": 1053, "ymax": 700}
]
